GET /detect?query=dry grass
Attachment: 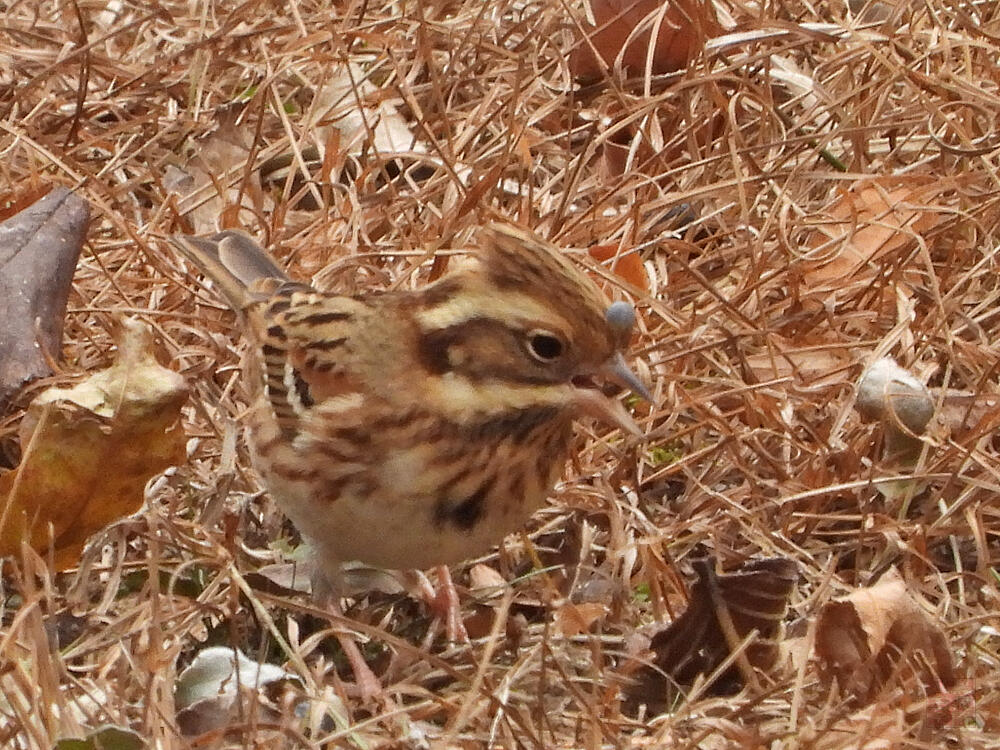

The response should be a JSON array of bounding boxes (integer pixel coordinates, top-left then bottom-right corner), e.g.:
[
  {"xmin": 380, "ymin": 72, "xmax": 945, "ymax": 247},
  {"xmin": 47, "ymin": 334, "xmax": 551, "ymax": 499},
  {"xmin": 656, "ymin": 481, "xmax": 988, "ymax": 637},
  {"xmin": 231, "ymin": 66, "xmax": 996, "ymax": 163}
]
[{"xmin": 2, "ymin": 0, "xmax": 1000, "ymax": 747}]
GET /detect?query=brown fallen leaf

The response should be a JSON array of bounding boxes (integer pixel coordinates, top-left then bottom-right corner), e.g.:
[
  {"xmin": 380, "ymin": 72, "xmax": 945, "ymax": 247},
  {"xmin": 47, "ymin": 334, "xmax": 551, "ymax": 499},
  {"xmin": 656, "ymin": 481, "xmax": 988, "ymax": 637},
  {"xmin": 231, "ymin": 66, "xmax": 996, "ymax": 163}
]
[
  {"xmin": 0, "ymin": 317, "xmax": 187, "ymax": 570},
  {"xmin": 0, "ymin": 186, "xmax": 89, "ymax": 411},
  {"xmin": 814, "ymin": 569, "xmax": 956, "ymax": 706},
  {"xmin": 554, "ymin": 601, "xmax": 609, "ymax": 637},
  {"xmin": 175, "ymin": 646, "xmax": 308, "ymax": 737},
  {"xmin": 0, "ymin": 183, "xmax": 53, "ymax": 223},
  {"xmin": 570, "ymin": 0, "xmax": 721, "ymax": 80},
  {"xmin": 936, "ymin": 389, "xmax": 1000, "ymax": 440},
  {"xmin": 468, "ymin": 562, "xmax": 507, "ymax": 592},
  {"xmin": 742, "ymin": 333, "xmax": 853, "ymax": 384},
  {"xmin": 259, "ymin": 59, "xmax": 430, "ymax": 210},
  {"xmin": 168, "ymin": 106, "xmax": 263, "ymax": 234},
  {"xmin": 624, "ymin": 557, "xmax": 799, "ymax": 713},
  {"xmin": 589, "ymin": 242, "xmax": 651, "ymax": 291},
  {"xmin": 801, "ymin": 177, "xmax": 952, "ymax": 288}
]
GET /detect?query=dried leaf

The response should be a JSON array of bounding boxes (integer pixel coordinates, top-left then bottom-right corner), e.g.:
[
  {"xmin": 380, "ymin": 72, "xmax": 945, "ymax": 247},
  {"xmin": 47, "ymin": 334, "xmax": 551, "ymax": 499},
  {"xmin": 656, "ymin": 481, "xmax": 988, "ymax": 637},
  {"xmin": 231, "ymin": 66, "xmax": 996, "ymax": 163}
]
[
  {"xmin": 171, "ymin": 108, "xmax": 261, "ymax": 234},
  {"xmin": 314, "ymin": 63, "xmax": 420, "ymax": 153},
  {"xmin": 0, "ymin": 187, "xmax": 89, "ymax": 410},
  {"xmin": 462, "ymin": 604, "xmax": 500, "ymax": 640},
  {"xmin": 570, "ymin": 0, "xmax": 720, "ymax": 80},
  {"xmin": 0, "ymin": 183, "xmax": 53, "ymax": 223},
  {"xmin": 801, "ymin": 178, "xmax": 952, "ymax": 287},
  {"xmin": 554, "ymin": 601, "xmax": 609, "ymax": 637},
  {"xmin": 0, "ymin": 317, "xmax": 187, "ymax": 570},
  {"xmin": 625, "ymin": 558, "xmax": 799, "ymax": 712},
  {"xmin": 936, "ymin": 389, "xmax": 1000, "ymax": 438},
  {"xmin": 589, "ymin": 243, "xmax": 650, "ymax": 291},
  {"xmin": 848, "ymin": 0, "xmax": 894, "ymax": 22},
  {"xmin": 814, "ymin": 569, "xmax": 956, "ymax": 706},
  {"xmin": 743, "ymin": 335, "xmax": 852, "ymax": 384},
  {"xmin": 249, "ymin": 564, "xmax": 313, "ymax": 595},
  {"xmin": 175, "ymin": 646, "xmax": 306, "ymax": 736},
  {"xmin": 468, "ymin": 563, "xmax": 507, "ymax": 592},
  {"xmin": 258, "ymin": 61, "xmax": 432, "ymax": 209}
]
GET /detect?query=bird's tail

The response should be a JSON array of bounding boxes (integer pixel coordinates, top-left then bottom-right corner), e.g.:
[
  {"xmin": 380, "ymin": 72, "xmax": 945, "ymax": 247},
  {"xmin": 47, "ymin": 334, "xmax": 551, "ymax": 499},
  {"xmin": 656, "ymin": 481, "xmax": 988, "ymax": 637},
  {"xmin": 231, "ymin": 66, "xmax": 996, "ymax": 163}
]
[{"xmin": 169, "ymin": 230, "xmax": 292, "ymax": 310}]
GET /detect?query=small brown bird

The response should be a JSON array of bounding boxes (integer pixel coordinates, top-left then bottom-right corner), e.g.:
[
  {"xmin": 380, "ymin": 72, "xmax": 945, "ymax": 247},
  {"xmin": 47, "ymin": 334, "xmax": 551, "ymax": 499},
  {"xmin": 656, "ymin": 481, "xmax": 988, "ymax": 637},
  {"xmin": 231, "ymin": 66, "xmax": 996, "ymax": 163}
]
[{"xmin": 171, "ymin": 223, "xmax": 649, "ymax": 688}]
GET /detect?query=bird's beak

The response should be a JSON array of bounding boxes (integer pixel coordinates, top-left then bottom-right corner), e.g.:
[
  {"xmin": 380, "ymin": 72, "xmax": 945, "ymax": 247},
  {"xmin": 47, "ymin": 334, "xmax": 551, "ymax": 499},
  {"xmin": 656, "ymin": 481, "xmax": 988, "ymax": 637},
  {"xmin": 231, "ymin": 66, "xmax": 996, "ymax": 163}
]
[
  {"xmin": 571, "ymin": 353, "xmax": 651, "ymax": 437},
  {"xmin": 601, "ymin": 352, "xmax": 654, "ymax": 402}
]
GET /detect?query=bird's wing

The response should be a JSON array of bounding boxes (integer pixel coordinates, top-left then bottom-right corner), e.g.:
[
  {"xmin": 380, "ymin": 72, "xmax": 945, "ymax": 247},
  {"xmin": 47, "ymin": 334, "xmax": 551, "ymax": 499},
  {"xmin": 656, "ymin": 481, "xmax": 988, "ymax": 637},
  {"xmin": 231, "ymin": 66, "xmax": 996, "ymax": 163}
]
[{"xmin": 170, "ymin": 230, "xmax": 298, "ymax": 310}]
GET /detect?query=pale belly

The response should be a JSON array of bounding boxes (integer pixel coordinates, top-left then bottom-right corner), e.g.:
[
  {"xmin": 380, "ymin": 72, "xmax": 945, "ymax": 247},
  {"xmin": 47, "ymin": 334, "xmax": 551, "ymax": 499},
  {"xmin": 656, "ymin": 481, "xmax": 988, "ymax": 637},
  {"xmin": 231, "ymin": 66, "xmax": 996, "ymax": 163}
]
[
  {"xmin": 260, "ymin": 445, "xmax": 565, "ymax": 572},
  {"xmin": 279, "ymin": 484, "xmax": 541, "ymax": 571},
  {"xmin": 251, "ymin": 402, "xmax": 572, "ymax": 575}
]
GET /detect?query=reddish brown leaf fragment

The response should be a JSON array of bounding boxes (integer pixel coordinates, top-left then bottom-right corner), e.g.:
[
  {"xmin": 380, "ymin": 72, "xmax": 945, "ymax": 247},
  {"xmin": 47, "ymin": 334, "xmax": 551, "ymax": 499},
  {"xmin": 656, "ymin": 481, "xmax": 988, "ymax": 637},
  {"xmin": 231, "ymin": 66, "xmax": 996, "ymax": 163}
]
[
  {"xmin": 570, "ymin": 0, "xmax": 720, "ymax": 81},
  {"xmin": 589, "ymin": 242, "xmax": 650, "ymax": 291}
]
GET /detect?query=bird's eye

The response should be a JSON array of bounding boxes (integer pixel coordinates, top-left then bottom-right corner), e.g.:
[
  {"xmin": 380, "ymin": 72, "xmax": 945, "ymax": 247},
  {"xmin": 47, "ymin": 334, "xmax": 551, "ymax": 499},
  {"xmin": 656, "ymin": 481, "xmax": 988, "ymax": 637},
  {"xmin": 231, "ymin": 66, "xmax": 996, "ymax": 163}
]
[{"xmin": 527, "ymin": 331, "xmax": 564, "ymax": 362}]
